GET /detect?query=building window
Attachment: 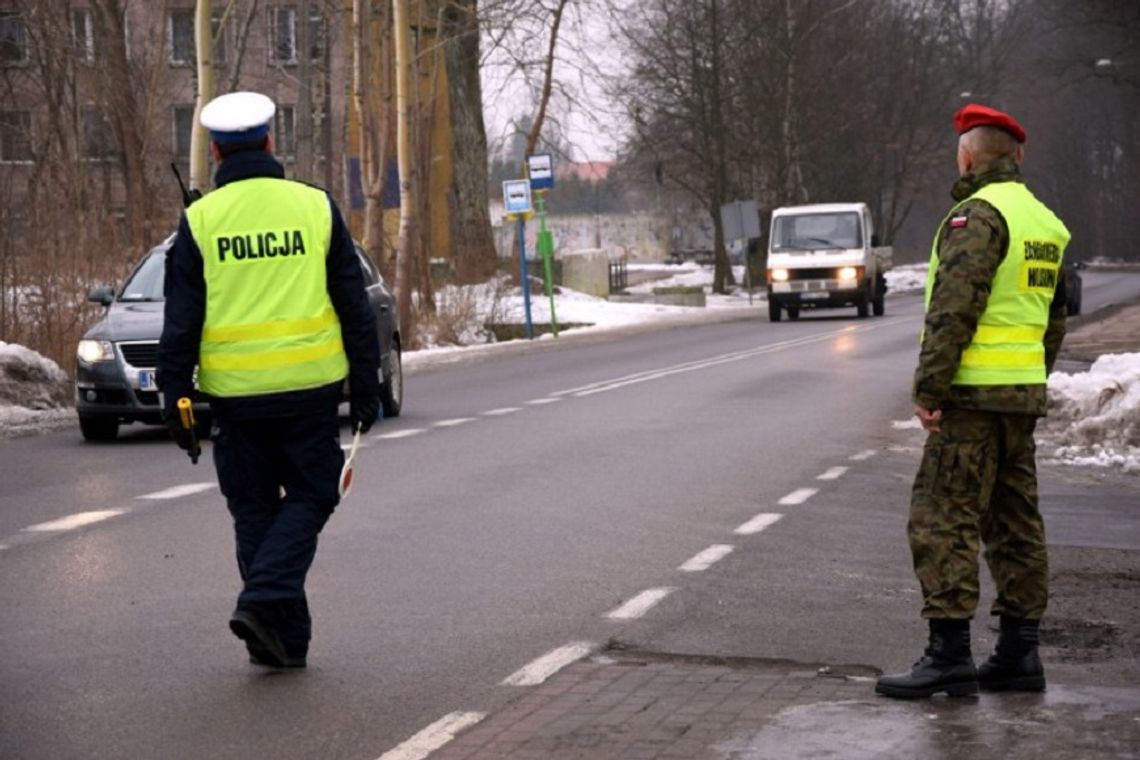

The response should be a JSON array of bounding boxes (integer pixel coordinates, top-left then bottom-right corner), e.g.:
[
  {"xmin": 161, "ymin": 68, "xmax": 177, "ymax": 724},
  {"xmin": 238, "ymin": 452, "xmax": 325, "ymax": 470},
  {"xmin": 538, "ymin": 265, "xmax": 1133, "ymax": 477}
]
[
  {"xmin": 81, "ymin": 107, "xmax": 117, "ymax": 160},
  {"xmin": 269, "ymin": 7, "xmax": 324, "ymax": 65},
  {"xmin": 0, "ymin": 110, "xmax": 32, "ymax": 162},
  {"xmin": 173, "ymin": 105, "xmax": 194, "ymax": 158},
  {"xmin": 169, "ymin": 9, "xmax": 193, "ymax": 65},
  {"xmin": 275, "ymin": 105, "xmax": 295, "ymax": 157},
  {"xmin": 212, "ymin": 10, "xmax": 228, "ymax": 64},
  {"xmin": 0, "ymin": 12, "xmax": 28, "ymax": 65},
  {"xmin": 73, "ymin": 8, "xmax": 95, "ymax": 63}
]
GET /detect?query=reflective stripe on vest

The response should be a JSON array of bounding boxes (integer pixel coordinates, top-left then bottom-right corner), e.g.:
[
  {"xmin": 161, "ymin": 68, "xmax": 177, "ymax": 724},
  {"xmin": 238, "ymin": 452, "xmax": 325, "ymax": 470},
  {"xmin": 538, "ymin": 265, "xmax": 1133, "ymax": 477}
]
[
  {"xmin": 186, "ymin": 177, "xmax": 348, "ymax": 397},
  {"xmin": 925, "ymin": 181, "xmax": 1070, "ymax": 386}
]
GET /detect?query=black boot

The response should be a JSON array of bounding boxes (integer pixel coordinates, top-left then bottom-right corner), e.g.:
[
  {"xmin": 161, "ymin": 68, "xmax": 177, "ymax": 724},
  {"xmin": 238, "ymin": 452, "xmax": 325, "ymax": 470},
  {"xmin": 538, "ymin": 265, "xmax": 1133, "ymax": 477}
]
[
  {"xmin": 978, "ymin": 617, "xmax": 1045, "ymax": 692},
  {"xmin": 876, "ymin": 619, "xmax": 978, "ymax": 699}
]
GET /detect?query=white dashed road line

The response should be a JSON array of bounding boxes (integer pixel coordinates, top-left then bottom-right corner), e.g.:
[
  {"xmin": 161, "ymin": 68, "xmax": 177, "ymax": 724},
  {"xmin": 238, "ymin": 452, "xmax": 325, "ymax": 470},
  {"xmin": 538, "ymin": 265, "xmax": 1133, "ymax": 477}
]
[
  {"xmin": 375, "ymin": 428, "xmax": 426, "ymax": 440},
  {"xmin": 501, "ymin": 642, "xmax": 595, "ymax": 686},
  {"xmin": 482, "ymin": 407, "xmax": 521, "ymax": 416},
  {"xmin": 816, "ymin": 466, "xmax": 848, "ymax": 481},
  {"xmin": 606, "ymin": 587, "xmax": 674, "ymax": 620},
  {"xmin": 433, "ymin": 417, "xmax": 476, "ymax": 428},
  {"xmin": 525, "ymin": 398, "xmax": 561, "ymax": 406},
  {"xmin": 678, "ymin": 544, "xmax": 734, "ymax": 572},
  {"xmin": 376, "ymin": 711, "xmax": 486, "ymax": 760},
  {"xmin": 734, "ymin": 513, "xmax": 783, "ymax": 535},
  {"xmin": 778, "ymin": 488, "xmax": 819, "ymax": 506},
  {"xmin": 850, "ymin": 449, "xmax": 877, "ymax": 461},
  {"xmin": 23, "ymin": 510, "xmax": 126, "ymax": 532},
  {"xmin": 137, "ymin": 483, "xmax": 216, "ymax": 500}
]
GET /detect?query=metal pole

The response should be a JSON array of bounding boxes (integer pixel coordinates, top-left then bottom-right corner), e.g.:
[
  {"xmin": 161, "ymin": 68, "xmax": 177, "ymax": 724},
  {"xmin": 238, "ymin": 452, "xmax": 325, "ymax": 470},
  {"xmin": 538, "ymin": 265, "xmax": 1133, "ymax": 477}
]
[
  {"xmin": 536, "ymin": 192, "xmax": 559, "ymax": 337},
  {"xmin": 517, "ymin": 215, "xmax": 533, "ymax": 339}
]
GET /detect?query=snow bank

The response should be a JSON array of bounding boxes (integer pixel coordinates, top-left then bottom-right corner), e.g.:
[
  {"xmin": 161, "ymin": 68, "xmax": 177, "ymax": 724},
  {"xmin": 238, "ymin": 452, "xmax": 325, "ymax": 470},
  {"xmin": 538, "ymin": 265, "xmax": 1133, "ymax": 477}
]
[
  {"xmin": 1042, "ymin": 353, "xmax": 1140, "ymax": 473},
  {"xmin": 885, "ymin": 263, "xmax": 928, "ymax": 294},
  {"xmin": 0, "ymin": 341, "xmax": 73, "ymax": 438}
]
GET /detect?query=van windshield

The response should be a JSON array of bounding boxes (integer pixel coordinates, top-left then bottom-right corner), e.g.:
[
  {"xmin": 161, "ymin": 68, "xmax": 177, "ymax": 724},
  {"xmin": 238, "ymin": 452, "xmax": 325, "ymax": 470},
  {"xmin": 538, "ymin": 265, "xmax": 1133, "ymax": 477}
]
[
  {"xmin": 118, "ymin": 251, "xmax": 166, "ymax": 302},
  {"xmin": 771, "ymin": 212, "xmax": 862, "ymax": 251}
]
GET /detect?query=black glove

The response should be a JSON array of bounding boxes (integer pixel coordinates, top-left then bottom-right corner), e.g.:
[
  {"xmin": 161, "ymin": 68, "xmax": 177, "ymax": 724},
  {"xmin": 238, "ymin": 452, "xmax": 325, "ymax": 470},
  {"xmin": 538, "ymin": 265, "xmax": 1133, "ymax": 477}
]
[
  {"xmin": 350, "ymin": 394, "xmax": 380, "ymax": 434},
  {"xmin": 165, "ymin": 414, "xmax": 195, "ymax": 451}
]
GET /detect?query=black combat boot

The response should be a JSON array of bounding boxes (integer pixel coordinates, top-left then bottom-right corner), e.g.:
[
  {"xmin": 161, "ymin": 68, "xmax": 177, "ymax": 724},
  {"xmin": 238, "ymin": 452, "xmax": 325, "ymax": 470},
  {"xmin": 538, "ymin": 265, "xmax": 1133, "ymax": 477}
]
[
  {"xmin": 875, "ymin": 619, "xmax": 978, "ymax": 698},
  {"xmin": 977, "ymin": 616, "xmax": 1045, "ymax": 692}
]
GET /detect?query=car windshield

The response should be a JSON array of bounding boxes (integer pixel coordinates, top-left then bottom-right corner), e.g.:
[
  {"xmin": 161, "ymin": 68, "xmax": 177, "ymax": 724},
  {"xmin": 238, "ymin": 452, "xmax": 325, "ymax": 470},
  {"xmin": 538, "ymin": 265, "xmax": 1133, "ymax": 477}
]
[
  {"xmin": 118, "ymin": 251, "xmax": 166, "ymax": 301},
  {"xmin": 772, "ymin": 212, "xmax": 862, "ymax": 251}
]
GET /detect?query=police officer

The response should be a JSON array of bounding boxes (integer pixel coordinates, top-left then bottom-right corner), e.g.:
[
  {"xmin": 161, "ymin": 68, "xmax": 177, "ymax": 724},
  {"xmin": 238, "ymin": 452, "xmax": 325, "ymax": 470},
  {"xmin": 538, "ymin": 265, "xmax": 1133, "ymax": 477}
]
[
  {"xmin": 157, "ymin": 92, "xmax": 380, "ymax": 669},
  {"xmin": 876, "ymin": 104, "xmax": 1070, "ymax": 698}
]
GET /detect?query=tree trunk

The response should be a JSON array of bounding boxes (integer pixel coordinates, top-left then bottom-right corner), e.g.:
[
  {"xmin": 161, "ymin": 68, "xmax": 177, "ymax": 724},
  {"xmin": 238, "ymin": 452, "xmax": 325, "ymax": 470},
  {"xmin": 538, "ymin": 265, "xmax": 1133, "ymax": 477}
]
[
  {"xmin": 190, "ymin": 0, "xmax": 214, "ymax": 193},
  {"xmin": 294, "ymin": 0, "xmax": 314, "ymax": 182},
  {"xmin": 393, "ymin": 0, "xmax": 416, "ymax": 335},
  {"xmin": 442, "ymin": 0, "xmax": 496, "ymax": 282}
]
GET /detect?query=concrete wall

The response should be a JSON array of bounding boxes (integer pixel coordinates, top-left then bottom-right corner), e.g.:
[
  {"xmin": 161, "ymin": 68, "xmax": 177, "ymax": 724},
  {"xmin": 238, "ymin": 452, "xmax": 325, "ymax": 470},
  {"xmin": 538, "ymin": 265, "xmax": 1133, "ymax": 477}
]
[{"xmin": 561, "ymin": 249, "xmax": 611, "ymax": 297}]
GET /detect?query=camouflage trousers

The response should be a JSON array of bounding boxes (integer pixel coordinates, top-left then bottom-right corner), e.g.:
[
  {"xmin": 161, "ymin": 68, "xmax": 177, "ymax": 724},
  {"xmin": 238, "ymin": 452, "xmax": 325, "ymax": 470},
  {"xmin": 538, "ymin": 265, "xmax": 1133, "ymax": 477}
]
[{"xmin": 908, "ymin": 408, "xmax": 1048, "ymax": 620}]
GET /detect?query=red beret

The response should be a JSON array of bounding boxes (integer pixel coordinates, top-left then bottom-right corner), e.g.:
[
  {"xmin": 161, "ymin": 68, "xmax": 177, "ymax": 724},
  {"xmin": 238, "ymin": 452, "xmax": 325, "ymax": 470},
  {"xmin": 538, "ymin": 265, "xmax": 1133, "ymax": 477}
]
[{"xmin": 953, "ymin": 103, "xmax": 1026, "ymax": 143}]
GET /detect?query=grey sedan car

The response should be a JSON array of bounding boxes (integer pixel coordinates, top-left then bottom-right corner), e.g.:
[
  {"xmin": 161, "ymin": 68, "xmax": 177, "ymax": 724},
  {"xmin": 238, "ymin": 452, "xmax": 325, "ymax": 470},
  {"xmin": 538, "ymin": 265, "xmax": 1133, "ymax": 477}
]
[{"xmin": 75, "ymin": 236, "xmax": 403, "ymax": 441}]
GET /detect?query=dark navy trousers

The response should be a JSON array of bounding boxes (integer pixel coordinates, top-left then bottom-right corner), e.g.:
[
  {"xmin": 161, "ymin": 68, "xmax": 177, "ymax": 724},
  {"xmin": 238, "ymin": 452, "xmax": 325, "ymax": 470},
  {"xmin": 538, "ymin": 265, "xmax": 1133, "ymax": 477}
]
[{"xmin": 212, "ymin": 407, "xmax": 343, "ymax": 653}]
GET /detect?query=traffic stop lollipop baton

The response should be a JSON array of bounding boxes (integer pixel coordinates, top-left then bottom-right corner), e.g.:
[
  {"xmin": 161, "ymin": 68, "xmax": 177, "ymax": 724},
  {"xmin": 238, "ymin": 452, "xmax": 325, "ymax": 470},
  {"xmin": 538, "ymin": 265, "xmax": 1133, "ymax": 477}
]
[{"xmin": 339, "ymin": 426, "xmax": 362, "ymax": 499}]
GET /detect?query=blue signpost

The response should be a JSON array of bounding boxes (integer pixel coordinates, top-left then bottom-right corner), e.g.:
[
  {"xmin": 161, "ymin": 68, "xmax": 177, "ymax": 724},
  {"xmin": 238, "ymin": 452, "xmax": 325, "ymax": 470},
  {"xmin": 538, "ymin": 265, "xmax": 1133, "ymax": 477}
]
[{"xmin": 503, "ymin": 179, "xmax": 534, "ymax": 339}]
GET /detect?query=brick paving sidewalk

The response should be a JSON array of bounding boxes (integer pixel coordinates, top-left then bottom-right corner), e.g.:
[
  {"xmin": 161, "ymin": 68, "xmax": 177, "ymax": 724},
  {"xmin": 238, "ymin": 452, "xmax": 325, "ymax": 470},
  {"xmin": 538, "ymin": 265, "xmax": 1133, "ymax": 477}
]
[{"xmin": 431, "ymin": 650, "xmax": 1140, "ymax": 760}]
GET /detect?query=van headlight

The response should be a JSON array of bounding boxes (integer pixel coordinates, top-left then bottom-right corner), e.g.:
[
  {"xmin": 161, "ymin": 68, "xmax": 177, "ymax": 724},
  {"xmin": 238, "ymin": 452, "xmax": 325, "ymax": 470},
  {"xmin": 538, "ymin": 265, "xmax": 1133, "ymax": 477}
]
[
  {"xmin": 838, "ymin": 267, "xmax": 859, "ymax": 281},
  {"xmin": 770, "ymin": 269, "xmax": 789, "ymax": 282},
  {"xmin": 77, "ymin": 340, "xmax": 115, "ymax": 364}
]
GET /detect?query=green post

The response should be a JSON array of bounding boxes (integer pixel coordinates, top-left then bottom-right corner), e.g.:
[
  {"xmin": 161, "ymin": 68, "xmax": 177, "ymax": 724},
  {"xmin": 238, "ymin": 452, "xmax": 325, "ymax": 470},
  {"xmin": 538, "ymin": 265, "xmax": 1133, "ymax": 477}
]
[{"xmin": 535, "ymin": 191, "xmax": 559, "ymax": 338}]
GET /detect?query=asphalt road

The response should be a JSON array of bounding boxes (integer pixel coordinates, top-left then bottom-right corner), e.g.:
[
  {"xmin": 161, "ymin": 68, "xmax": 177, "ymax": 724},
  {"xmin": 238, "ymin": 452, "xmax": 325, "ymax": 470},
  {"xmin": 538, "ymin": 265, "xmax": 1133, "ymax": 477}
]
[{"xmin": 1, "ymin": 272, "xmax": 1138, "ymax": 760}]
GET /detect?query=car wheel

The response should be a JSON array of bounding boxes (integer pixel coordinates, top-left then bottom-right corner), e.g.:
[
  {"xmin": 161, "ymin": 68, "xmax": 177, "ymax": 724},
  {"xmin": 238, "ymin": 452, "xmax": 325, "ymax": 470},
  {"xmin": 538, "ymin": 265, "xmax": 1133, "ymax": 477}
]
[
  {"xmin": 768, "ymin": 299, "xmax": 782, "ymax": 322},
  {"xmin": 381, "ymin": 347, "xmax": 403, "ymax": 418},
  {"xmin": 787, "ymin": 305, "xmax": 800, "ymax": 320},
  {"xmin": 79, "ymin": 414, "xmax": 119, "ymax": 442},
  {"xmin": 856, "ymin": 297, "xmax": 869, "ymax": 318}
]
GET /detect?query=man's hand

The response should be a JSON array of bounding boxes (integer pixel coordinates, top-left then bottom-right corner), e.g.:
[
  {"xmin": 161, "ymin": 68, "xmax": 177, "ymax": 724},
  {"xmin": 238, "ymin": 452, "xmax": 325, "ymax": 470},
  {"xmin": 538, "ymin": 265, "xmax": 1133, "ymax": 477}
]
[
  {"xmin": 165, "ymin": 415, "xmax": 195, "ymax": 451},
  {"xmin": 915, "ymin": 405, "xmax": 943, "ymax": 433},
  {"xmin": 350, "ymin": 394, "xmax": 380, "ymax": 434}
]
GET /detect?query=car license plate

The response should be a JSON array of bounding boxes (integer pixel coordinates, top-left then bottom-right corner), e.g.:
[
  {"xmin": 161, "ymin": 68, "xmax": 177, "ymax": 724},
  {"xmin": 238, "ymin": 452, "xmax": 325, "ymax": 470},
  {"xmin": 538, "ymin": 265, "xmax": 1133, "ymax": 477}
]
[
  {"xmin": 801, "ymin": 291, "xmax": 829, "ymax": 300},
  {"xmin": 138, "ymin": 370, "xmax": 157, "ymax": 391}
]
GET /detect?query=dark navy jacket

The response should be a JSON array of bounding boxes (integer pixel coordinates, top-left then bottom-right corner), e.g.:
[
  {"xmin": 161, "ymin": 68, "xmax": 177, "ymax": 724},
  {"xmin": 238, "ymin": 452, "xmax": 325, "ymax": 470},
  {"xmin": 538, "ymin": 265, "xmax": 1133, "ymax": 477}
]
[{"xmin": 157, "ymin": 150, "xmax": 381, "ymax": 420}]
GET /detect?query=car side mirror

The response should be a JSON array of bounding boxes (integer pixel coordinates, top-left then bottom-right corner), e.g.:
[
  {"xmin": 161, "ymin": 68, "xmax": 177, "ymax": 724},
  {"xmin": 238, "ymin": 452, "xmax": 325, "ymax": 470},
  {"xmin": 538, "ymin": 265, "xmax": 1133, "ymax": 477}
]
[
  {"xmin": 870, "ymin": 234, "xmax": 881, "ymax": 247},
  {"xmin": 88, "ymin": 285, "xmax": 114, "ymax": 307}
]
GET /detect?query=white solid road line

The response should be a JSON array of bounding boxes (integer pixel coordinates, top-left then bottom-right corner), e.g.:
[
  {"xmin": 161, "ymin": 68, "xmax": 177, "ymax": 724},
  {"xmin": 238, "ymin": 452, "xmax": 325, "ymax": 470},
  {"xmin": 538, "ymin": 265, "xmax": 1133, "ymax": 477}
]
[
  {"xmin": 606, "ymin": 588, "xmax": 674, "ymax": 620},
  {"xmin": 137, "ymin": 483, "xmax": 216, "ymax": 500},
  {"xmin": 23, "ymin": 510, "xmax": 126, "ymax": 532},
  {"xmin": 778, "ymin": 488, "xmax": 819, "ymax": 506},
  {"xmin": 482, "ymin": 407, "xmax": 521, "ymax": 416},
  {"xmin": 850, "ymin": 449, "xmax": 877, "ymax": 461},
  {"xmin": 525, "ymin": 397, "xmax": 562, "ymax": 405},
  {"xmin": 501, "ymin": 642, "xmax": 595, "ymax": 686},
  {"xmin": 817, "ymin": 466, "xmax": 848, "ymax": 481},
  {"xmin": 678, "ymin": 544, "xmax": 734, "ymax": 572},
  {"xmin": 734, "ymin": 513, "xmax": 784, "ymax": 535},
  {"xmin": 433, "ymin": 417, "xmax": 476, "ymax": 428},
  {"xmin": 376, "ymin": 428, "xmax": 426, "ymax": 440},
  {"xmin": 376, "ymin": 711, "xmax": 486, "ymax": 760}
]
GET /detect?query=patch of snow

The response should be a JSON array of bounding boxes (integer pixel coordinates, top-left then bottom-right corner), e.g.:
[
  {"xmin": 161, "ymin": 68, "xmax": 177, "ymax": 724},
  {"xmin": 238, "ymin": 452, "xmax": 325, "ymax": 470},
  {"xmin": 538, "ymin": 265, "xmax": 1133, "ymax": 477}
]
[
  {"xmin": 1041, "ymin": 352, "xmax": 1140, "ymax": 473},
  {"xmin": 885, "ymin": 263, "xmax": 928, "ymax": 294},
  {"xmin": 0, "ymin": 341, "xmax": 73, "ymax": 439}
]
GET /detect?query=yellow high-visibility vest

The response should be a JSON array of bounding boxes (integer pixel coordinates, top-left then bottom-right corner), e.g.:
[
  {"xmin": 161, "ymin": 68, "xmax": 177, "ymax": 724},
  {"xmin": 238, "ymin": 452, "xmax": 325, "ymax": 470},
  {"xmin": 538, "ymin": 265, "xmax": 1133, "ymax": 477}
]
[
  {"xmin": 185, "ymin": 177, "xmax": 348, "ymax": 397},
  {"xmin": 925, "ymin": 181, "xmax": 1070, "ymax": 386}
]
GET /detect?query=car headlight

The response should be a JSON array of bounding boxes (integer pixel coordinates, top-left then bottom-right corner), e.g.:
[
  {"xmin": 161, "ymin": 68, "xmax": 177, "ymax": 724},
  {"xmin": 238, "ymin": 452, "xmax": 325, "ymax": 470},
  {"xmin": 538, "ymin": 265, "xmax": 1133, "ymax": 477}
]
[
  {"xmin": 838, "ymin": 267, "xmax": 858, "ymax": 281},
  {"xmin": 77, "ymin": 339, "xmax": 115, "ymax": 364},
  {"xmin": 770, "ymin": 269, "xmax": 789, "ymax": 282}
]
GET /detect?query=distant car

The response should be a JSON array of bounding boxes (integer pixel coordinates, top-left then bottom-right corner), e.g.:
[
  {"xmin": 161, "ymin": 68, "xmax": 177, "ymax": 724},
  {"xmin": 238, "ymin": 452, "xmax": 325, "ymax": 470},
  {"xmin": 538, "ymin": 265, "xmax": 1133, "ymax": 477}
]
[
  {"xmin": 1063, "ymin": 261, "xmax": 1083, "ymax": 316},
  {"xmin": 75, "ymin": 235, "xmax": 403, "ymax": 441}
]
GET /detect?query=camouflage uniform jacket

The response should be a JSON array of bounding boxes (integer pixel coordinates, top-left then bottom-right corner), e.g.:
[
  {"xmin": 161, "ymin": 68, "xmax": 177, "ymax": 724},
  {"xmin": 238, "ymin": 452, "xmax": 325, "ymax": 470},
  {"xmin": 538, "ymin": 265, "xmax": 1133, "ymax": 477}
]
[{"xmin": 913, "ymin": 156, "xmax": 1067, "ymax": 416}]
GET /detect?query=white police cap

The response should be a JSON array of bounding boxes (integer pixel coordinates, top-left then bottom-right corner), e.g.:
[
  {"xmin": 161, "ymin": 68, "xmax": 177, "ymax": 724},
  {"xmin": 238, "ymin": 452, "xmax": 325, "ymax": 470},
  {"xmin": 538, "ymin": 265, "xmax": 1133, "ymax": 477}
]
[{"xmin": 200, "ymin": 91, "xmax": 276, "ymax": 143}]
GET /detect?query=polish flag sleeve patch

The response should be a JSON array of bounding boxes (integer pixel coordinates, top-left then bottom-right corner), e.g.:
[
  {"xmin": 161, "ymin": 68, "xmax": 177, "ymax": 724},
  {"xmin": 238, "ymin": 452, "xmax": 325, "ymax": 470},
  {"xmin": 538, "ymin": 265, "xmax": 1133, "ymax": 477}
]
[{"xmin": 949, "ymin": 215, "xmax": 969, "ymax": 228}]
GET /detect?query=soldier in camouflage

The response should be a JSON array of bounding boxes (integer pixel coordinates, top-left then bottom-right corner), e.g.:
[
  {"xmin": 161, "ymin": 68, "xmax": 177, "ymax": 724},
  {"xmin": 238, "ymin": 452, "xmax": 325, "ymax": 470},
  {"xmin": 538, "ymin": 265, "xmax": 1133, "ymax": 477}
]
[{"xmin": 876, "ymin": 104, "xmax": 1070, "ymax": 699}]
